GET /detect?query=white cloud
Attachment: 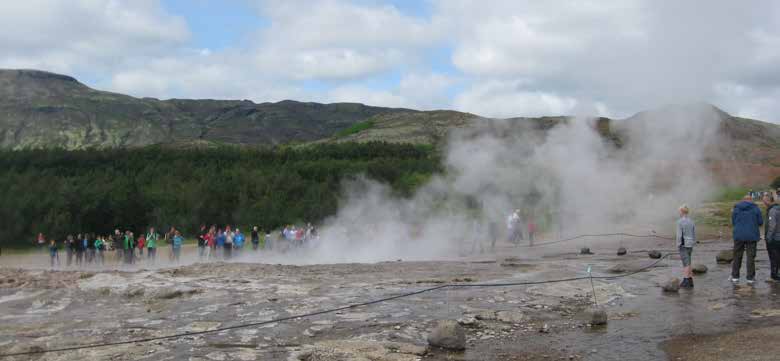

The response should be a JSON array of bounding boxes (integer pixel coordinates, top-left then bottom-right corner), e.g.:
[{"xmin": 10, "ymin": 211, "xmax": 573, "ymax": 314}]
[
  {"xmin": 250, "ymin": 0, "xmax": 441, "ymax": 80},
  {"xmin": 107, "ymin": 51, "xmax": 302, "ymax": 101},
  {"xmin": 255, "ymin": 48, "xmax": 407, "ymax": 80},
  {"xmin": 3, "ymin": 0, "xmax": 780, "ymax": 123},
  {"xmin": 437, "ymin": 0, "xmax": 780, "ymax": 121},
  {"xmin": 323, "ymin": 73, "xmax": 455, "ymax": 110},
  {"xmin": 453, "ymin": 80, "xmax": 580, "ymax": 118},
  {"xmin": 399, "ymin": 73, "xmax": 455, "ymax": 110},
  {"xmin": 259, "ymin": 0, "xmax": 437, "ymax": 49},
  {"xmin": 325, "ymin": 85, "xmax": 411, "ymax": 109},
  {"xmin": 0, "ymin": 0, "xmax": 189, "ymax": 74}
]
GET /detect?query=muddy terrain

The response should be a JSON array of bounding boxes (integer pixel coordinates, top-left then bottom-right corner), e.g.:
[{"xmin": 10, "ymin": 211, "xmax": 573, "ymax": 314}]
[{"xmin": 1, "ymin": 236, "xmax": 779, "ymax": 361}]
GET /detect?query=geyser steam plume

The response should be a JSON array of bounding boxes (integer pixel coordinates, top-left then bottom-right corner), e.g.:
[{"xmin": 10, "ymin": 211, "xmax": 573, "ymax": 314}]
[{"xmin": 280, "ymin": 104, "xmax": 726, "ymax": 264}]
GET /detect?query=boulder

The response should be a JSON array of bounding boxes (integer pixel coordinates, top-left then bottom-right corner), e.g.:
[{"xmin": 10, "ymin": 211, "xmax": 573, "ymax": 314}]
[
  {"xmin": 648, "ymin": 250, "xmax": 662, "ymax": 259},
  {"xmin": 580, "ymin": 247, "xmax": 593, "ymax": 255},
  {"xmin": 580, "ymin": 307, "xmax": 608, "ymax": 325},
  {"xmin": 616, "ymin": 247, "xmax": 627, "ymax": 256},
  {"xmin": 457, "ymin": 316, "xmax": 477, "ymax": 327},
  {"xmin": 607, "ymin": 264, "xmax": 630, "ymax": 274},
  {"xmin": 427, "ymin": 320, "xmax": 466, "ymax": 350},
  {"xmin": 474, "ymin": 311, "xmax": 497, "ymax": 321},
  {"xmin": 495, "ymin": 310, "xmax": 525, "ymax": 323},
  {"xmin": 124, "ymin": 286, "xmax": 145, "ymax": 298},
  {"xmin": 692, "ymin": 264, "xmax": 708, "ymax": 274},
  {"xmin": 662, "ymin": 278, "xmax": 680, "ymax": 293},
  {"xmin": 716, "ymin": 250, "xmax": 734, "ymax": 264},
  {"xmin": 155, "ymin": 286, "xmax": 200, "ymax": 300}
]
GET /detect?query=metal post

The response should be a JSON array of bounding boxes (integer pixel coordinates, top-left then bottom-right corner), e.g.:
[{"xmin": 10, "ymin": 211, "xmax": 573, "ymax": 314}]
[{"xmin": 588, "ymin": 265, "xmax": 598, "ymax": 306}]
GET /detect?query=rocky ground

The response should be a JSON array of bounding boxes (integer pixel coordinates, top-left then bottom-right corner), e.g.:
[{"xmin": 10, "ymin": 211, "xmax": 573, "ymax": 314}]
[{"xmin": 1, "ymin": 236, "xmax": 780, "ymax": 361}]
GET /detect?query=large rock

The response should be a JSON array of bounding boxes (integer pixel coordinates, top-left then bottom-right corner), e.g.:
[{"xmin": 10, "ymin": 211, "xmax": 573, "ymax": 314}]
[
  {"xmin": 496, "ymin": 310, "xmax": 525, "ymax": 323},
  {"xmin": 692, "ymin": 264, "xmax": 708, "ymax": 274},
  {"xmin": 617, "ymin": 247, "xmax": 627, "ymax": 256},
  {"xmin": 154, "ymin": 286, "xmax": 201, "ymax": 300},
  {"xmin": 662, "ymin": 278, "xmax": 680, "ymax": 293},
  {"xmin": 580, "ymin": 247, "xmax": 593, "ymax": 255},
  {"xmin": 427, "ymin": 320, "xmax": 466, "ymax": 350},
  {"xmin": 648, "ymin": 250, "xmax": 662, "ymax": 259},
  {"xmin": 123, "ymin": 286, "xmax": 145, "ymax": 298},
  {"xmin": 607, "ymin": 264, "xmax": 630, "ymax": 274},
  {"xmin": 716, "ymin": 250, "xmax": 734, "ymax": 264},
  {"xmin": 474, "ymin": 310, "xmax": 497, "ymax": 321},
  {"xmin": 580, "ymin": 307, "xmax": 608, "ymax": 325}
]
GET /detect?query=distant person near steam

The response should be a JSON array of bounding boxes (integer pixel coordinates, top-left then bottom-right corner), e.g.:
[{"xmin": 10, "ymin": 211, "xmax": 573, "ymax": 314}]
[{"xmin": 507, "ymin": 209, "xmax": 523, "ymax": 246}]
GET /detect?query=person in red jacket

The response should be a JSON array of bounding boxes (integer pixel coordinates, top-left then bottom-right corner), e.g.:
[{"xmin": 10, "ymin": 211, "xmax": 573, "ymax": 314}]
[
  {"xmin": 205, "ymin": 226, "xmax": 216, "ymax": 260},
  {"xmin": 527, "ymin": 219, "xmax": 537, "ymax": 247},
  {"xmin": 136, "ymin": 233, "xmax": 146, "ymax": 257}
]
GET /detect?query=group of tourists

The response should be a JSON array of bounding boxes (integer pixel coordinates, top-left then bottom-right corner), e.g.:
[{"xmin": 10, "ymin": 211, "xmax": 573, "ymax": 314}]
[
  {"xmin": 37, "ymin": 189, "xmax": 780, "ymax": 282},
  {"xmin": 280, "ymin": 223, "xmax": 318, "ymax": 248},
  {"xmin": 43, "ymin": 227, "xmax": 179, "ymax": 268},
  {"xmin": 42, "ymin": 223, "xmax": 318, "ymax": 269},
  {"xmin": 730, "ymin": 192, "xmax": 780, "ymax": 283},
  {"xmin": 506, "ymin": 209, "xmax": 537, "ymax": 246},
  {"xmin": 676, "ymin": 190, "xmax": 780, "ymax": 289}
]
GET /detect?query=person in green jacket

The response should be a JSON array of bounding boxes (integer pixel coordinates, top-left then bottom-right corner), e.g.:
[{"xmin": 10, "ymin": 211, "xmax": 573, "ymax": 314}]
[
  {"xmin": 94, "ymin": 236, "xmax": 105, "ymax": 266},
  {"xmin": 146, "ymin": 227, "xmax": 159, "ymax": 263},
  {"xmin": 123, "ymin": 231, "xmax": 135, "ymax": 265}
]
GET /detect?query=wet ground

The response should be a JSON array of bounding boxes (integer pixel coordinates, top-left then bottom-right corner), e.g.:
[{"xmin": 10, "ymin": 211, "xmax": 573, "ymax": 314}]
[{"xmin": 1, "ymin": 236, "xmax": 779, "ymax": 361}]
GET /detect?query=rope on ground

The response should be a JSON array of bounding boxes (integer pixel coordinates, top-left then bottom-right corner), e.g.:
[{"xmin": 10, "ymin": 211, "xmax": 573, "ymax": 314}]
[
  {"xmin": 518, "ymin": 232, "xmax": 675, "ymax": 248},
  {"xmin": 0, "ymin": 250, "xmax": 674, "ymax": 358}
]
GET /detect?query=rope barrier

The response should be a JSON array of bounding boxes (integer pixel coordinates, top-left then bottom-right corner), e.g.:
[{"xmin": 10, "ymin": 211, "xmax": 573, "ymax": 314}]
[{"xmin": 513, "ymin": 232, "xmax": 675, "ymax": 248}]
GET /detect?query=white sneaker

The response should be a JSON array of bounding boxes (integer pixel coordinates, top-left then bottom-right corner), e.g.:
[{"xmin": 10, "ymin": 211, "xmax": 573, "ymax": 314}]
[
  {"xmin": 730, "ymin": 277, "xmax": 739, "ymax": 283},
  {"xmin": 747, "ymin": 279, "xmax": 755, "ymax": 285}
]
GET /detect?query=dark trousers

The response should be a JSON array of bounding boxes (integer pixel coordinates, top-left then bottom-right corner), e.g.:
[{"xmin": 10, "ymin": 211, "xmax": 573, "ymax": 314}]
[
  {"xmin": 767, "ymin": 242, "xmax": 780, "ymax": 278},
  {"xmin": 732, "ymin": 240, "xmax": 757, "ymax": 280}
]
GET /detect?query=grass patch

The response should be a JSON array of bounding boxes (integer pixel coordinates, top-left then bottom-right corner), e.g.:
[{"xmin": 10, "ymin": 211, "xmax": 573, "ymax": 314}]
[
  {"xmin": 711, "ymin": 186, "xmax": 749, "ymax": 202},
  {"xmin": 694, "ymin": 202, "xmax": 733, "ymax": 228},
  {"xmin": 335, "ymin": 121, "xmax": 374, "ymax": 138}
]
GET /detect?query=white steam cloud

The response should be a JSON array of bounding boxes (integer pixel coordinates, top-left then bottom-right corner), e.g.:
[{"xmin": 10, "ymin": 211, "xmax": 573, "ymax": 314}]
[{"xmin": 262, "ymin": 104, "xmax": 727, "ymax": 264}]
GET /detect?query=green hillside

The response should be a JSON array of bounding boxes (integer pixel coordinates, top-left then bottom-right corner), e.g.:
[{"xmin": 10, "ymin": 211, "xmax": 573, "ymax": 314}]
[{"xmin": 0, "ymin": 69, "xmax": 408, "ymax": 149}]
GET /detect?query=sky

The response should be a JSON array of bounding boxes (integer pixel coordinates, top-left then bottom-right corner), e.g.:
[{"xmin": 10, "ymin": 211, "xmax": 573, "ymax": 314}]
[{"xmin": 1, "ymin": 0, "xmax": 779, "ymax": 121}]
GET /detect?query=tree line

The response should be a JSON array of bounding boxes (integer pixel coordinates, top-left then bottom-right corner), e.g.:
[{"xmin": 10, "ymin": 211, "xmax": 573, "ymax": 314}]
[{"xmin": 0, "ymin": 142, "xmax": 440, "ymax": 247}]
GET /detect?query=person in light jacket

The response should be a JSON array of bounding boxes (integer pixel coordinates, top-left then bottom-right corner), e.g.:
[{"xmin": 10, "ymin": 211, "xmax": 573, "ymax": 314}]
[{"xmin": 676, "ymin": 205, "xmax": 696, "ymax": 288}]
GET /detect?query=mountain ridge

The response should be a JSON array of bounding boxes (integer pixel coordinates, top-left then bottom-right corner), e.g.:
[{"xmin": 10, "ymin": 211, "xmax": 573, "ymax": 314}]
[
  {"xmin": 2, "ymin": 69, "xmax": 780, "ymax": 160},
  {"xmin": 0, "ymin": 69, "xmax": 411, "ymax": 149}
]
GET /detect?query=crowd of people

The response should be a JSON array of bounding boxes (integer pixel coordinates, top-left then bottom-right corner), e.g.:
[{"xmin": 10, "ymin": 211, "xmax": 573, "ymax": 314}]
[
  {"xmin": 34, "ymin": 187, "xmax": 780, "ymax": 285},
  {"xmin": 676, "ymin": 189, "xmax": 780, "ymax": 289},
  {"xmin": 506, "ymin": 209, "xmax": 538, "ymax": 246},
  {"xmin": 41, "ymin": 223, "xmax": 319, "ymax": 268}
]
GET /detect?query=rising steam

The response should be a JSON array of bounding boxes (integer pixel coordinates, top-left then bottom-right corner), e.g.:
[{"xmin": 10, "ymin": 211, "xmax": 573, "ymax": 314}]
[{"xmin": 266, "ymin": 104, "xmax": 726, "ymax": 264}]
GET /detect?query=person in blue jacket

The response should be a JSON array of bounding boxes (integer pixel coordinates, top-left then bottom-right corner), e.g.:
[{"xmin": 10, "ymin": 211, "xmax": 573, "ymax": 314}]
[
  {"xmin": 172, "ymin": 230, "xmax": 183, "ymax": 263},
  {"xmin": 731, "ymin": 195, "xmax": 764, "ymax": 284},
  {"xmin": 234, "ymin": 229, "xmax": 245, "ymax": 257},
  {"xmin": 215, "ymin": 229, "xmax": 226, "ymax": 260}
]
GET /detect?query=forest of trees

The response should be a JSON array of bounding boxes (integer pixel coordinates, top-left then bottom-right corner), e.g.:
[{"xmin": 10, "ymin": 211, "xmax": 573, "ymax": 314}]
[{"xmin": 0, "ymin": 142, "xmax": 440, "ymax": 247}]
